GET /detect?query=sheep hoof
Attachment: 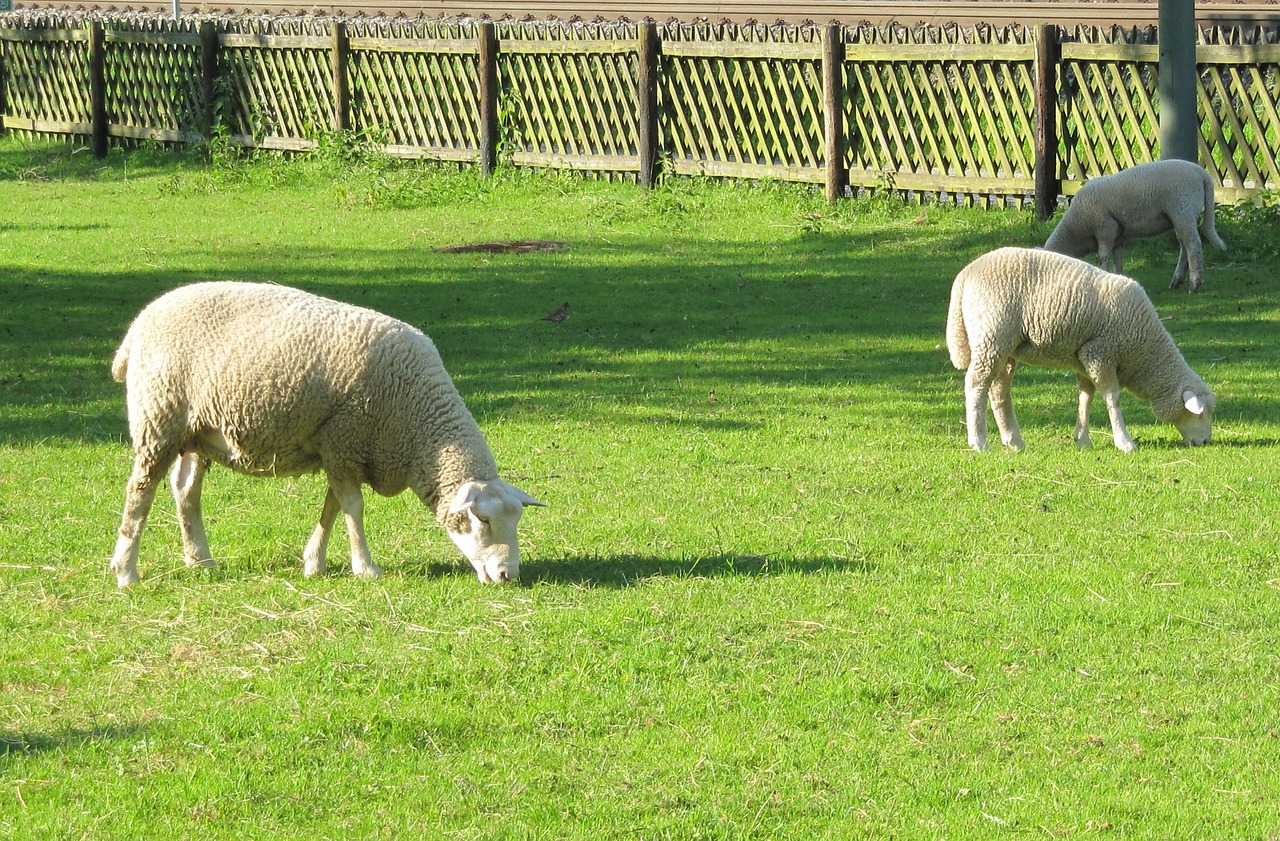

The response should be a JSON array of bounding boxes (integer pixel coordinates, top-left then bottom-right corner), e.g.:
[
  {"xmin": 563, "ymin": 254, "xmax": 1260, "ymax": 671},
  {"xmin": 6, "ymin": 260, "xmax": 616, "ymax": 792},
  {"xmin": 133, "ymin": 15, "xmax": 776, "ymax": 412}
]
[
  {"xmin": 113, "ymin": 568, "xmax": 141, "ymax": 589},
  {"xmin": 354, "ymin": 563, "xmax": 383, "ymax": 580}
]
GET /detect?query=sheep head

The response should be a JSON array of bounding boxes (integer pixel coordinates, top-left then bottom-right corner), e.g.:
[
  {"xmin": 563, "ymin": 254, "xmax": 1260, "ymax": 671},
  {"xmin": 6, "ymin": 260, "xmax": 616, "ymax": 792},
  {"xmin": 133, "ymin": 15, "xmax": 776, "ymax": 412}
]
[
  {"xmin": 1172, "ymin": 388, "xmax": 1215, "ymax": 447},
  {"xmin": 446, "ymin": 479, "xmax": 545, "ymax": 583}
]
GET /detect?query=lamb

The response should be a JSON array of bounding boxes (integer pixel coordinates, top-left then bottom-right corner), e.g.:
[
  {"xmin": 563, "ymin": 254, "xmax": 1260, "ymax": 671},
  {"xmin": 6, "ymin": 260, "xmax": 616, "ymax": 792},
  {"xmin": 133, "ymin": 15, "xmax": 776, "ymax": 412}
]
[
  {"xmin": 1043, "ymin": 159, "xmax": 1226, "ymax": 292},
  {"xmin": 946, "ymin": 247, "xmax": 1215, "ymax": 452},
  {"xmin": 109, "ymin": 281, "xmax": 544, "ymax": 588}
]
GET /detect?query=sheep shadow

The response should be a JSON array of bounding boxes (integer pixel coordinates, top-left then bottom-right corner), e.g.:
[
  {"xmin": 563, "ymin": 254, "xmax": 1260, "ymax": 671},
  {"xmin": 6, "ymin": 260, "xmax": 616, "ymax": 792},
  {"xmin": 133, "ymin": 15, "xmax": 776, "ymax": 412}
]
[
  {"xmin": 1, "ymin": 724, "xmax": 141, "ymax": 757},
  {"xmin": 402, "ymin": 553, "xmax": 877, "ymax": 589},
  {"xmin": 165, "ymin": 551, "xmax": 875, "ymax": 588}
]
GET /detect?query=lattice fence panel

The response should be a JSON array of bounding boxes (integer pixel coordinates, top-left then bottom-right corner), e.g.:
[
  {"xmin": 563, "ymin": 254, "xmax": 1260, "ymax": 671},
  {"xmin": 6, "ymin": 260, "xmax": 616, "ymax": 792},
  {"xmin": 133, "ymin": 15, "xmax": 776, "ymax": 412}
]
[
  {"xmin": 104, "ymin": 34, "xmax": 204, "ymax": 141},
  {"xmin": 1059, "ymin": 45, "xmax": 1160, "ymax": 188},
  {"xmin": 845, "ymin": 47, "xmax": 1036, "ymax": 194},
  {"xmin": 222, "ymin": 41, "xmax": 333, "ymax": 143},
  {"xmin": 348, "ymin": 18, "xmax": 478, "ymax": 41},
  {"xmin": 349, "ymin": 45, "xmax": 480, "ymax": 156},
  {"xmin": 501, "ymin": 20, "xmax": 635, "ymax": 41},
  {"xmin": 4, "ymin": 12, "xmax": 1280, "ymax": 205},
  {"xmin": 499, "ymin": 44, "xmax": 639, "ymax": 169},
  {"xmin": 662, "ymin": 50, "xmax": 825, "ymax": 179},
  {"xmin": 0, "ymin": 29, "xmax": 91, "ymax": 133},
  {"xmin": 1198, "ymin": 50, "xmax": 1280, "ymax": 198}
]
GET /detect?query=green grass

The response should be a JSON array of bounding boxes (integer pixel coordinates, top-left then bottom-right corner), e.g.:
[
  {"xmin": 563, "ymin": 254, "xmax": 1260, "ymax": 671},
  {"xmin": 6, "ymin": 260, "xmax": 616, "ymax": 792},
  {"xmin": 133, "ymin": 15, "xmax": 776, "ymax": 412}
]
[{"xmin": 2, "ymin": 136, "xmax": 1279, "ymax": 839}]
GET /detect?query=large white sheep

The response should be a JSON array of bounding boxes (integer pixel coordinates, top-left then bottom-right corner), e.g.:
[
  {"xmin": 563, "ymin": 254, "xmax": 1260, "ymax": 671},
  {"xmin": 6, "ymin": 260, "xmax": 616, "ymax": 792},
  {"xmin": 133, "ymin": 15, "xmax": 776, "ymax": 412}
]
[
  {"xmin": 946, "ymin": 247, "xmax": 1215, "ymax": 452},
  {"xmin": 1043, "ymin": 159, "xmax": 1226, "ymax": 292},
  {"xmin": 109, "ymin": 281, "xmax": 544, "ymax": 588}
]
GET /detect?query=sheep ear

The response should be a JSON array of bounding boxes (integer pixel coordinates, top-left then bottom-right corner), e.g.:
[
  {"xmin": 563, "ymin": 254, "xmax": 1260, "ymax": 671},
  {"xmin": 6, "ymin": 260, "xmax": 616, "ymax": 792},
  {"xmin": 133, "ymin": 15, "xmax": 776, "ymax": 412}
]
[
  {"xmin": 1183, "ymin": 389, "xmax": 1207, "ymax": 415},
  {"xmin": 448, "ymin": 482, "xmax": 481, "ymax": 515},
  {"xmin": 513, "ymin": 486, "xmax": 547, "ymax": 508}
]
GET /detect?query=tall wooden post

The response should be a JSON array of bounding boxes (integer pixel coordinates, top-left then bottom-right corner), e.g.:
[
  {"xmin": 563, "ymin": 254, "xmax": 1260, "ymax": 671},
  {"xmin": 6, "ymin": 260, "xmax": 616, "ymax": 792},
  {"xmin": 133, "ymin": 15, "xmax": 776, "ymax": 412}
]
[
  {"xmin": 199, "ymin": 21, "xmax": 218, "ymax": 141},
  {"xmin": 0, "ymin": 39, "xmax": 8, "ymax": 136},
  {"xmin": 89, "ymin": 19, "xmax": 107, "ymax": 159},
  {"xmin": 637, "ymin": 22, "xmax": 659, "ymax": 188},
  {"xmin": 822, "ymin": 23, "xmax": 846, "ymax": 203},
  {"xmin": 478, "ymin": 22, "xmax": 499, "ymax": 176},
  {"xmin": 331, "ymin": 22, "xmax": 350, "ymax": 133},
  {"xmin": 1159, "ymin": 0, "xmax": 1199, "ymax": 162},
  {"xmin": 1034, "ymin": 23, "xmax": 1061, "ymax": 220}
]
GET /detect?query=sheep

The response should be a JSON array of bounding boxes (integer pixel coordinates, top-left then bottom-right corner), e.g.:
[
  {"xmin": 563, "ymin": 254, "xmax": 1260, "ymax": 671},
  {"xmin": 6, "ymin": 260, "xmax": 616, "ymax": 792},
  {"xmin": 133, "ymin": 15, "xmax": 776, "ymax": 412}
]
[
  {"xmin": 1043, "ymin": 159, "xmax": 1226, "ymax": 292},
  {"xmin": 946, "ymin": 247, "xmax": 1215, "ymax": 453},
  {"xmin": 109, "ymin": 281, "xmax": 544, "ymax": 588}
]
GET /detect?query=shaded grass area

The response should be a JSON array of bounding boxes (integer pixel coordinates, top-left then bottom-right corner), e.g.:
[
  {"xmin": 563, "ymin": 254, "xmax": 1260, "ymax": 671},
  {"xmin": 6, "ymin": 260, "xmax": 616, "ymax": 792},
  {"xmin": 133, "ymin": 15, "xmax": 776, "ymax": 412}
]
[{"xmin": 1, "ymin": 137, "xmax": 1279, "ymax": 838}]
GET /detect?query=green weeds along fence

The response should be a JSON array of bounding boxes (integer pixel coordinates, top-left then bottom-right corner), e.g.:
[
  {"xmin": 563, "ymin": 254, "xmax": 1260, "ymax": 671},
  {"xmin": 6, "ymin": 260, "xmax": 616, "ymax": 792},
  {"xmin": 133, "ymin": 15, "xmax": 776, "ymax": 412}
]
[{"xmin": 2, "ymin": 13, "xmax": 1279, "ymax": 210}]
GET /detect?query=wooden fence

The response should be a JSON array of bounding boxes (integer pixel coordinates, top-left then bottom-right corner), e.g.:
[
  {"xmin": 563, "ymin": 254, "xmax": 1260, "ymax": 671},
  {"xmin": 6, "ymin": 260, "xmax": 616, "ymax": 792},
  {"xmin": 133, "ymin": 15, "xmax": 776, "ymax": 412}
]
[{"xmin": 2, "ymin": 13, "xmax": 1279, "ymax": 213}]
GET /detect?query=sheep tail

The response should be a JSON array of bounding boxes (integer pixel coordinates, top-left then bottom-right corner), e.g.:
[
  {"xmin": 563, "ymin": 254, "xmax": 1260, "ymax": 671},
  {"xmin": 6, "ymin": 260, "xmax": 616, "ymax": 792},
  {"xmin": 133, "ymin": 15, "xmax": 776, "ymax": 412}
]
[
  {"xmin": 111, "ymin": 333, "xmax": 131, "ymax": 383},
  {"xmin": 1201, "ymin": 170, "xmax": 1227, "ymax": 251},
  {"xmin": 945, "ymin": 275, "xmax": 970, "ymax": 371}
]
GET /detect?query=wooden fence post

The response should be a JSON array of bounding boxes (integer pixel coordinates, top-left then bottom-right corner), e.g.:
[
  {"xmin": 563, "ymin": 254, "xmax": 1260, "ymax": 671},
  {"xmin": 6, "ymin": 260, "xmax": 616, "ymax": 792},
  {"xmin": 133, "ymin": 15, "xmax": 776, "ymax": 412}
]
[
  {"xmin": 0, "ymin": 40, "xmax": 7, "ymax": 136},
  {"xmin": 823, "ymin": 23, "xmax": 846, "ymax": 203},
  {"xmin": 199, "ymin": 21, "xmax": 218, "ymax": 141},
  {"xmin": 331, "ymin": 21, "xmax": 350, "ymax": 133},
  {"xmin": 478, "ymin": 22, "xmax": 499, "ymax": 176},
  {"xmin": 89, "ymin": 19, "xmax": 107, "ymax": 159},
  {"xmin": 1034, "ymin": 23, "xmax": 1061, "ymax": 221},
  {"xmin": 637, "ymin": 22, "xmax": 659, "ymax": 188}
]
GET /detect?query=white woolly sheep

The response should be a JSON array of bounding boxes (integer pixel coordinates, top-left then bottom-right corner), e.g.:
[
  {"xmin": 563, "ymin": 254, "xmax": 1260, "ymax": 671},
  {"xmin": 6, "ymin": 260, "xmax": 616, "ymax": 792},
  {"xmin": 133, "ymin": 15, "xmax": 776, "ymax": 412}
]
[
  {"xmin": 946, "ymin": 247, "xmax": 1215, "ymax": 452},
  {"xmin": 109, "ymin": 281, "xmax": 544, "ymax": 588},
  {"xmin": 1043, "ymin": 159, "xmax": 1226, "ymax": 292}
]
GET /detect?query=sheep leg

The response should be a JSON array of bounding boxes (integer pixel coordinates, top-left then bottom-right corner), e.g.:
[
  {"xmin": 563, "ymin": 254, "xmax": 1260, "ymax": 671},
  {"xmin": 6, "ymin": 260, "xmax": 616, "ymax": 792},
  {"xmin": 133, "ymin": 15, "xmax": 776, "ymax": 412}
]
[
  {"xmin": 963, "ymin": 364, "xmax": 995, "ymax": 451},
  {"xmin": 988, "ymin": 359, "xmax": 1024, "ymax": 451},
  {"xmin": 1095, "ymin": 219, "xmax": 1121, "ymax": 272},
  {"xmin": 1074, "ymin": 375, "xmax": 1095, "ymax": 448},
  {"xmin": 1079, "ymin": 348, "xmax": 1136, "ymax": 452},
  {"xmin": 170, "ymin": 452, "xmax": 215, "ymax": 569},
  {"xmin": 1100, "ymin": 385, "xmax": 1136, "ymax": 452},
  {"xmin": 1171, "ymin": 220, "xmax": 1205, "ymax": 292},
  {"xmin": 329, "ymin": 478, "xmax": 382, "ymax": 579},
  {"xmin": 302, "ymin": 488, "xmax": 341, "ymax": 577},
  {"xmin": 1090, "ymin": 370, "xmax": 1135, "ymax": 451},
  {"xmin": 110, "ymin": 451, "xmax": 176, "ymax": 587},
  {"xmin": 1170, "ymin": 247, "xmax": 1190, "ymax": 290}
]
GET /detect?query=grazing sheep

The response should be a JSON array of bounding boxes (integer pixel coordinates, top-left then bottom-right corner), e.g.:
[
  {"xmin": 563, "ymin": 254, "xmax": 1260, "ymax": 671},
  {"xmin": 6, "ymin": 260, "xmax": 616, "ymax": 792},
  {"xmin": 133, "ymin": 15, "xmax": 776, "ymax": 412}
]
[
  {"xmin": 109, "ymin": 281, "xmax": 544, "ymax": 588},
  {"xmin": 1043, "ymin": 159, "xmax": 1226, "ymax": 292},
  {"xmin": 946, "ymin": 247, "xmax": 1215, "ymax": 452}
]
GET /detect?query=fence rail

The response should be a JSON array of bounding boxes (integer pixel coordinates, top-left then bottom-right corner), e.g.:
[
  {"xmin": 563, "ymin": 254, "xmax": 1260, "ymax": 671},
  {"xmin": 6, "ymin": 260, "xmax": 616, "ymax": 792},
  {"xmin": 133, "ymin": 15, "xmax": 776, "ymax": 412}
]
[
  {"xmin": 14, "ymin": 1, "xmax": 1280, "ymax": 29},
  {"xmin": 2, "ymin": 14, "xmax": 1279, "ymax": 211}
]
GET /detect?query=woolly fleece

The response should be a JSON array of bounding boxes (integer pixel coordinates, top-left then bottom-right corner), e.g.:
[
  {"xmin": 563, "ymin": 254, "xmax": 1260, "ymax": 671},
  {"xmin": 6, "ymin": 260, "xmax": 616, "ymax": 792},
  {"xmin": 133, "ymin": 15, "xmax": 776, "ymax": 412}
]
[
  {"xmin": 946, "ymin": 247, "xmax": 1215, "ymax": 452},
  {"xmin": 109, "ymin": 281, "xmax": 540, "ymax": 586},
  {"xmin": 1043, "ymin": 159, "xmax": 1226, "ymax": 292}
]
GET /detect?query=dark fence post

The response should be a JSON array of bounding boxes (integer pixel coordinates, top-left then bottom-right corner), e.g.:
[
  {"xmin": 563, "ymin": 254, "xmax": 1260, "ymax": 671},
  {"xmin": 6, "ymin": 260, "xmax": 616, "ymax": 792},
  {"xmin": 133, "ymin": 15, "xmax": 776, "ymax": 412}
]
[
  {"xmin": 823, "ymin": 22, "xmax": 846, "ymax": 203},
  {"xmin": 331, "ymin": 21, "xmax": 349, "ymax": 133},
  {"xmin": 637, "ymin": 22, "xmax": 659, "ymax": 188},
  {"xmin": 89, "ymin": 19, "xmax": 107, "ymax": 159},
  {"xmin": 199, "ymin": 20, "xmax": 218, "ymax": 141},
  {"xmin": 1034, "ymin": 23, "xmax": 1061, "ymax": 221},
  {"xmin": 0, "ymin": 38, "xmax": 7, "ymax": 136},
  {"xmin": 478, "ymin": 22, "xmax": 499, "ymax": 176}
]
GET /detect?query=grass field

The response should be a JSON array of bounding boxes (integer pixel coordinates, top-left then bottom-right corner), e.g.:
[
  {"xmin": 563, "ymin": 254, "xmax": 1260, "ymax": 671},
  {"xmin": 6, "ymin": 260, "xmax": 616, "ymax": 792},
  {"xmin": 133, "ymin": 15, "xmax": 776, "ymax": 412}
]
[{"xmin": 2, "ymin": 138, "xmax": 1279, "ymax": 839}]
